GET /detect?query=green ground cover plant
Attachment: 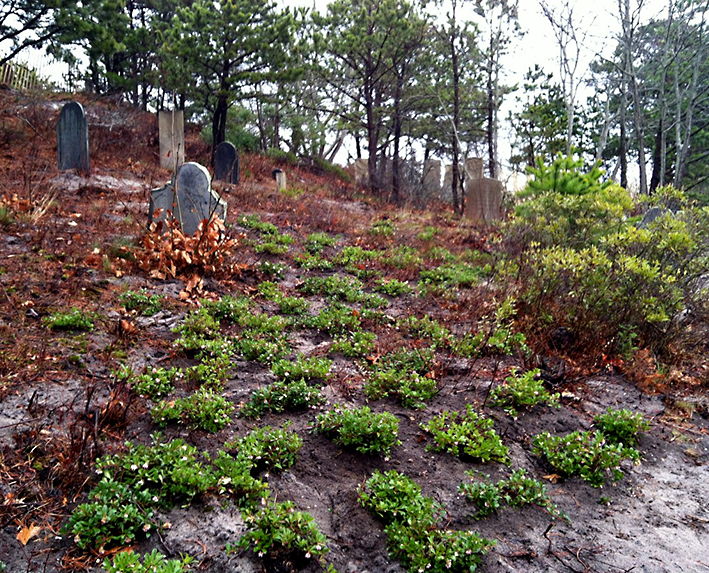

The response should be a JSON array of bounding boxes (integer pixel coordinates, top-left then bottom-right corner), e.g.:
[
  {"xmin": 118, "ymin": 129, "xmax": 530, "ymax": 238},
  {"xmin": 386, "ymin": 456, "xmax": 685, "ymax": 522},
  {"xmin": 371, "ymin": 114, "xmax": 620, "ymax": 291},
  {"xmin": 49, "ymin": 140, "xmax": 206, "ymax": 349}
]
[
  {"xmin": 594, "ymin": 408, "xmax": 649, "ymax": 446},
  {"xmin": 233, "ymin": 501, "xmax": 329, "ymax": 567},
  {"xmin": 226, "ymin": 423, "xmax": 303, "ymax": 474},
  {"xmin": 373, "ymin": 277, "xmax": 412, "ymax": 296},
  {"xmin": 294, "ymin": 251, "xmax": 335, "ymax": 270},
  {"xmin": 201, "ymin": 294, "xmax": 252, "ymax": 323},
  {"xmin": 359, "ymin": 470, "xmax": 493, "ymax": 572},
  {"xmin": 152, "ymin": 387, "xmax": 233, "ymax": 432},
  {"xmin": 307, "ymin": 303, "xmax": 362, "ymax": 334},
  {"xmin": 396, "ymin": 315, "xmax": 451, "ymax": 348},
  {"xmin": 533, "ymin": 430, "xmax": 640, "ymax": 487},
  {"xmin": 241, "ymin": 378, "xmax": 326, "ymax": 418},
  {"xmin": 271, "ymin": 355, "xmax": 332, "ymax": 382},
  {"xmin": 380, "ymin": 245, "xmax": 423, "ymax": 269},
  {"xmin": 330, "ymin": 330, "xmax": 376, "ymax": 357},
  {"xmin": 490, "ymin": 368, "xmax": 560, "ymax": 417},
  {"xmin": 43, "ymin": 308, "xmax": 94, "ymax": 331},
  {"xmin": 65, "ymin": 438, "xmax": 215, "ymax": 551},
  {"xmin": 185, "ymin": 354, "xmax": 230, "ymax": 389},
  {"xmin": 130, "ymin": 366, "xmax": 181, "ymax": 400},
  {"xmin": 119, "ymin": 289, "xmax": 163, "ymax": 316},
  {"xmin": 305, "ymin": 232, "xmax": 339, "ymax": 254},
  {"xmin": 104, "ymin": 549, "xmax": 193, "ymax": 573},
  {"xmin": 364, "ymin": 348, "xmax": 438, "ymax": 408},
  {"xmin": 460, "ymin": 469, "xmax": 564, "ymax": 519},
  {"xmin": 314, "ymin": 405, "xmax": 401, "ymax": 455},
  {"xmin": 422, "ymin": 405, "xmax": 509, "ymax": 464}
]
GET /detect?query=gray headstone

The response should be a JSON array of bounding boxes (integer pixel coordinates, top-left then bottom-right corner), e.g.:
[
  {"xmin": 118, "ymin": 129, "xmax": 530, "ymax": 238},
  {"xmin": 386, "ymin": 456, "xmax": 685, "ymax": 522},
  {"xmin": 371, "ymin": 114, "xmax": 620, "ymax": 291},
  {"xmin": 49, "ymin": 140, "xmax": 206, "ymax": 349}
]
[
  {"xmin": 423, "ymin": 159, "xmax": 442, "ymax": 198},
  {"xmin": 639, "ymin": 206, "xmax": 667, "ymax": 228},
  {"xmin": 57, "ymin": 102, "xmax": 89, "ymax": 171},
  {"xmin": 214, "ymin": 142, "xmax": 239, "ymax": 184},
  {"xmin": 441, "ymin": 164, "xmax": 454, "ymax": 201},
  {"xmin": 465, "ymin": 177, "xmax": 503, "ymax": 224},
  {"xmin": 149, "ymin": 162, "xmax": 227, "ymax": 236},
  {"xmin": 159, "ymin": 110, "xmax": 185, "ymax": 170}
]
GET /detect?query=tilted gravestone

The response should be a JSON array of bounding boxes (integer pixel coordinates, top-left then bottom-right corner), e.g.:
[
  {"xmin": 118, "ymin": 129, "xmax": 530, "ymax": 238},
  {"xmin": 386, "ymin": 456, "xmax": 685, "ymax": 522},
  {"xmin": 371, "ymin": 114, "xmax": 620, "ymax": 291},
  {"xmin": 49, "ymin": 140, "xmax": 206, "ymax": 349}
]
[
  {"xmin": 158, "ymin": 110, "xmax": 185, "ymax": 170},
  {"xmin": 214, "ymin": 141, "xmax": 239, "ymax": 184},
  {"xmin": 465, "ymin": 177, "xmax": 503, "ymax": 224},
  {"xmin": 57, "ymin": 102, "xmax": 90, "ymax": 171},
  {"xmin": 149, "ymin": 162, "xmax": 227, "ymax": 236}
]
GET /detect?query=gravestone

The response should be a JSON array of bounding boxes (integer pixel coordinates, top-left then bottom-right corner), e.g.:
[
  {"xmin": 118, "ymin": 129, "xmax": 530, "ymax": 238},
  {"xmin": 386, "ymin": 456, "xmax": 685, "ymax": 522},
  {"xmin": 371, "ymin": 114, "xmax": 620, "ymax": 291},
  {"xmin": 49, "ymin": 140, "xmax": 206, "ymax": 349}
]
[
  {"xmin": 423, "ymin": 159, "xmax": 442, "ymax": 198},
  {"xmin": 158, "ymin": 110, "xmax": 185, "ymax": 170},
  {"xmin": 149, "ymin": 162, "xmax": 227, "ymax": 236},
  {"xmin": 354, "ymin": 159, "xmax": 368, "ymax": 186},
  {"xmin": 272, "ymin": 168, "xmax": 287, "ymax": 192},
  {"xmin": 639, "ymin": 206, "xmax": 667, "ymax": 228},
  {"xmin": 57, "ymin": 102, "xmax": 89, "ymax": 171},
  {"xmin": 214, "ymin": 141, "xmax": 239, "ymax": 184},
  {"xmin": 464, "ymin": 157, "xmax": 484, "ymax": 181},
  {"xmin": 441, "ymin": 164, "xmax": 454, "ymax": 201},
  {"xmin": 465, "ymin": 177, "xmax": 503, "ymax": 224}
]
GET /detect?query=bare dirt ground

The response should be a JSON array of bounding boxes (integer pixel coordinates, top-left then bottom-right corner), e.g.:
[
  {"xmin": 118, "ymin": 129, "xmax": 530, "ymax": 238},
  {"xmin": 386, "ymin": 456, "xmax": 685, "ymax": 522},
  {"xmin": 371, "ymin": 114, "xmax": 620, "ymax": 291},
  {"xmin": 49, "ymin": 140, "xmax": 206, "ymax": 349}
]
[{"xmin": 1, "ymin": 89, "xmax": 709, "ymax": 573}]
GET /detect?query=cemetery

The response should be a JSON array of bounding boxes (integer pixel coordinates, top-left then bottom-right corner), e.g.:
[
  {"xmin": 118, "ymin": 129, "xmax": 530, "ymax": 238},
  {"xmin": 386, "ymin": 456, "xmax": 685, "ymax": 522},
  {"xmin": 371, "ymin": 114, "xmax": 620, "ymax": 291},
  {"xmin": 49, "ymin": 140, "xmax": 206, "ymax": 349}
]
[{"xmin": 0, "ymin": 88, "xmax": 706, "ymax": 573}]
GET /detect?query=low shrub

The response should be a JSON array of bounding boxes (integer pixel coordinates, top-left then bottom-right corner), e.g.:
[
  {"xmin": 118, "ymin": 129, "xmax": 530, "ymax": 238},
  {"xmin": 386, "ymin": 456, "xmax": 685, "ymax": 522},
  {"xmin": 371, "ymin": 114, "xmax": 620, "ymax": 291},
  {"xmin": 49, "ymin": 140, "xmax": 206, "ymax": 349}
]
[
  {"xmin": 43, "ymin": 308, "xmax": 94, "ymax": 331},
  {"xmin": 152, "ymin": 387, "xmax": 233, "ymax": 432},
  {"xmin": 234, "ymin": 501, "xmax": 329, "ymax": 567},
  {"xmin": 422, "ymin": 406, "xmax": 509, "ymax": 464},
  {"xmin": 490, "ymin": 368, "xmax": 560, "ymax": 417},
  {"xmin": 119, "ymin": 289, "xmax": 163, "ymax": 316},
  {"xmin": 314, "ymin": 405, "xmax": 401, "ymax": 455},
  {"xmin": 533, "ymin": 430, "xmax": 640, "ymax": 487},
  {"xmin": 241, "ymin": 379, "xmax": 325, "ymax": 418},
  {"xmin": 104, "ymin": 549, "xmax": 193, "ymax": 573},
  {"xmin": 359, "ymin": 470, "xmax": 493, "ymax": 573},
  {"xmin": 594, "ymin": 408, "xmax": 649, "ymax": 446},
  {"xmin": 460, "ymin": 469, "xmax": 564, "ymax": 519},
  {"xmin": 226, "ymin": 423, "xmax": 303, "ymax": 474}
]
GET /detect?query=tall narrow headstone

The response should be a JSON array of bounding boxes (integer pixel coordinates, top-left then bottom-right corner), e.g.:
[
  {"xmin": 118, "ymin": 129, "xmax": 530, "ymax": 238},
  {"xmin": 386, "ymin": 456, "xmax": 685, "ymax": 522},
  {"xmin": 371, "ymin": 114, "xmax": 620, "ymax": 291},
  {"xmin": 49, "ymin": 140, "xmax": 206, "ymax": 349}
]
[
  {"xmin": 423, "ymin": 159, "xmax": 442, "ymax": 198},
  {"xmin": 465, "ymin": 177, "xmax": 503, "ymax": 224},
  {"xmin": 441, "ymin": 164, "xmax": 454, "ymax": 201},
  {"xmin": 158, "ymin": 110, "xmax": 185, "ymax": 171},
  {"xmin": 149, "ymin": 162, "xmax": 227, "ymax": 236},
  {"xmin": 57, "ymin": 102, "xmax": 89, "ymax": 171},
  {"xmin": 354, "ymin": 159, "xmax": 368, "ymax": 186},
  {"xmin": 214, "ymin": 141, "xmax": 239, "ymax": 184},
  {"xmin": 272, "ymin": 169, "xmax": 287, "ymax": 192}
]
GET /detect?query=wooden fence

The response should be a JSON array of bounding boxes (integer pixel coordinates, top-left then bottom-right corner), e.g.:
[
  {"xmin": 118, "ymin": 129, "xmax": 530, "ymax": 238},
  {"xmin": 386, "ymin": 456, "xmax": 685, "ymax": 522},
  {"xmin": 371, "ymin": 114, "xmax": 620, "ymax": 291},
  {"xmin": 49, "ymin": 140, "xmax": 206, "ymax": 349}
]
[{"xmin": 0, "ymin": 61, "xmax": 40, "ymax": 91}]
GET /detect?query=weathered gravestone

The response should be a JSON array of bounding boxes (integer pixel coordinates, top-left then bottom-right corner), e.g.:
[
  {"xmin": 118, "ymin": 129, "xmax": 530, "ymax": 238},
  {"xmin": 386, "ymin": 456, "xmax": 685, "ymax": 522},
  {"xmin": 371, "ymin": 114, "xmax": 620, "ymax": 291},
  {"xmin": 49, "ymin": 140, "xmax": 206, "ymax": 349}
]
[
  {"xmin": 214, "ymin": 141, "xmax": 239, "ymax": 184},
  {"xmin": 158, "ymin": 110, "xmax": 185, "ymax": 170},
  {"xmin": 423, "ymin": 159, "xmax": 442, "ymax": 198},
  {"xmin": 639, "ymin": 206, "xmax": 667, "ymax": 228},
  {"xmin": 272, "ymin": 168, "xmax": 287, "ymax": 192},
  {"xmin": 354, "ymin": 159, "xmax": 368, "ymax": 186},
  {"xmin": 464, "ymin": 157, "xmax": 484, "ymax": 180},
  {"xmin": 149, "ymin": 162, "xmax": 227, "ymax": 236},
  {"xmin": 465, "ymin": 177, "xmax": 503, "ymax": 224},
  {"xmin": 57, "ymin": 102, "xmax": 90, "ymax": 171}
]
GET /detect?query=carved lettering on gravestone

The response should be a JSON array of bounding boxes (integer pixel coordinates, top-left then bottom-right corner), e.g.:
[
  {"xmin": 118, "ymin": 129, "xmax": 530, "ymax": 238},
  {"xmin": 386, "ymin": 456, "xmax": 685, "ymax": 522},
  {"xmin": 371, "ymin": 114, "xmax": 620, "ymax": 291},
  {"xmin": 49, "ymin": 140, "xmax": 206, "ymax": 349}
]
[
  {"xmin": 465, "ymin": 177, "xmax": 503, "ymax": 224},
  {"xmin": 149, "ymin": 162, "xmax": 227, "ymax": 236},
  {"xmin": 158, "ymin": 110, "xmax": 185, "ymax": 170},
  {"xmin": 214, "ymin": 141, "xmax": 239, "ymax": 184},
  {"xmin": 57, "ymin": 102, "xmax": 90, "ymax": 171},
  {"xmin": 464, "ymin": 157, "xmax": 484, "ymax": 181}
]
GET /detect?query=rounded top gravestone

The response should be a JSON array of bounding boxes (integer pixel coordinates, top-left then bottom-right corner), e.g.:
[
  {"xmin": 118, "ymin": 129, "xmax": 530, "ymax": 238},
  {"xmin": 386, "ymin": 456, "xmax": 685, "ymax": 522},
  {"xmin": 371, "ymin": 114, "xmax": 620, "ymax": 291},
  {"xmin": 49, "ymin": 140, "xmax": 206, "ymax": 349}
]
[
  {"xmin": 214, "ymin": 141, "xmax": 239, "ymax": 184},
  {"xmin": 57, "ymin": 102, "xmax": 90, "ymax": 172}
]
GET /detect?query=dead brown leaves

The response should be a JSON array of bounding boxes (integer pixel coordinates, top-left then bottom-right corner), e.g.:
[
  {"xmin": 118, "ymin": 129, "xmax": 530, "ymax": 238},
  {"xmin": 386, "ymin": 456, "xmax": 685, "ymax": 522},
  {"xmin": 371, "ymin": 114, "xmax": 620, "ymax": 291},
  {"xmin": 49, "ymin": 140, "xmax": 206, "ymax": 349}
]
[{"xmin": 136, "ymin": 216, "xmax": 245, "ymax": 293}]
